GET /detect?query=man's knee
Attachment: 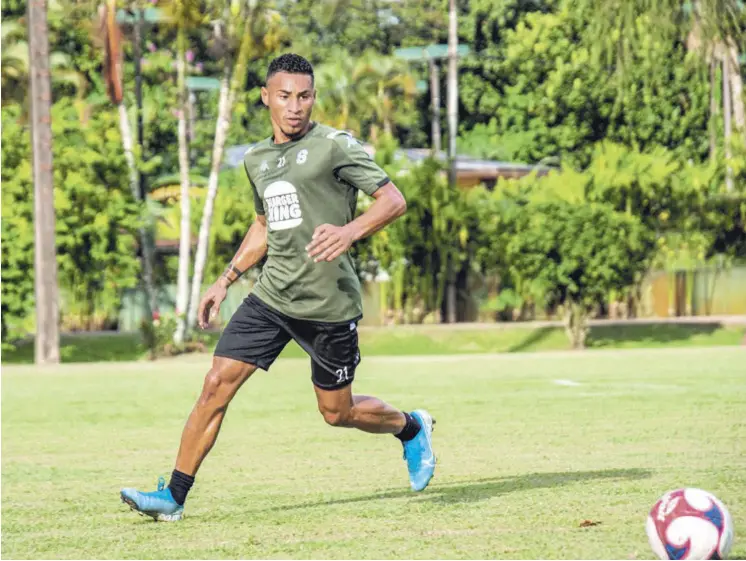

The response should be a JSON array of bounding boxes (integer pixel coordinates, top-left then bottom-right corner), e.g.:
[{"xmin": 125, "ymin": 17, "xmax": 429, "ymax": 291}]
[
  {"xmin": 199, "ymin": 370, "xmax": 225, "ymax": 404},
  {"xmin": 319, "ymin": 404, "xmax": 352, "ymax": 427},
  {"xmin": 198, "ymin": 360, "xmax": 255, "ymax": 407}
]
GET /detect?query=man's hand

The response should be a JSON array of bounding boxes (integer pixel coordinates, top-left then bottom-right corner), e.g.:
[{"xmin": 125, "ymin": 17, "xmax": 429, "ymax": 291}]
[
  {"xmin": 197, "ymin": 280, "xmax": 229, "ymax": 329},
  {"xmin": 306, "ymin": 224, "xmax": 355, "ymax": 262}
]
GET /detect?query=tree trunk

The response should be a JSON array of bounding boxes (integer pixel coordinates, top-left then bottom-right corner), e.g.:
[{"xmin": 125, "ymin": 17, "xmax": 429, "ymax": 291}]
[
  {"xmin": 131, "ymin": 5, "xmax": 158, "ymax": 318},
  {"xmin": 445, "ymin": 0, "xmax": 458, "ymax": 324},
  {"xmin": 727, "ymin": 43, "xmax": 745, "ymax": 136},
  {"xmin": 186, "ymin": 20, "xmax": 256, "ymax": 332},
  {"xmin": 446, "ymin": 275, "xmax": 457, "ymax": 323},
  {"xmin": 446, "ymin": 0, "xmax": 458, "ymax": 190},
  {"xmin": 429, "ymin": 58, "xmax": 441, "ymax": 154},
  {"xmin": 186, "ymin": 66, "xmax": 231, "ymax": 331},
  {"xmin": 28, "ymin": 0, "xmax": 60, "ymax": 365},
  {"xmin": 383, "ymin": 116, "xmax": 392, "ymax": 137},
  {"xmin": 187, "ymin": 90, "xmax": 197, "ymax": 163},
  {"xmin": 723, "ymin": 53, "xmax": 734, "ymax": 193},
  {"xmin": 174, "ymin": 30, "xmax": 191, "ymax": 345},
  {"xmin": 117, "ymin": 102, "xmax": 158, "ymax": 321},
  {"xmin": 564, "ymin": 302, "xmax": 588, "ymax": 350},
  {"xmin": 709, "ymin": 58, "xmax": 718, "ymax": 162}
]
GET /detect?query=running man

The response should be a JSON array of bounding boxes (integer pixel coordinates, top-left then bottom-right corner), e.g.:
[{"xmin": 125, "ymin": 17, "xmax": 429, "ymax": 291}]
[{"xmin": 120, "ymin": 53, "xmax": 436, "ymax": 521}]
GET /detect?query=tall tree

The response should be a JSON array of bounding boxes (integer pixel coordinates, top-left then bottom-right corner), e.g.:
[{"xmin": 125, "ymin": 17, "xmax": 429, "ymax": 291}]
[
  {"xmin": 353, "ymin": 52, "xmax": 417, "ymax": 142},
  {"xmin": 185, "ymin": 1, "xmax": 284, "ymax": 333},
  {"xmin": 3, "ymin": 15, "xmax": 88, "ymax": 108},
  {"xmin": 313, "ymin": 51, "xmax": 362, "ymax": 134},
  {"xmin": 579, "ymin": 0, "xmax": 745, "ymax": 181},
  {"xmin": 99, "ymin": 0, "xmax": 159, "ymax": 321},
  {"xmin": 27, "ymin": 0, "xmax": 60, "ymax": 364},
  {"xmin": 445, "ymin": 0, "xmax": 459, "ymax": 323},
  {"xmin": 170, "ymin": 0, "xmax": 203, "ymax": 345}
]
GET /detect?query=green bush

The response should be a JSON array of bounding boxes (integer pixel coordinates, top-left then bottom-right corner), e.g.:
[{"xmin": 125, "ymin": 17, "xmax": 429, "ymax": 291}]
[
  {"xmin": 139, "ymin": 311, "xmax": 208, "ymax": 359},
  {"xmin": 1, "ymin": 101, "xmax": 142, "ymax": 345},
  {"xmin": 499, "ymin": 200, "xmax": 657, "ymax": 347}
]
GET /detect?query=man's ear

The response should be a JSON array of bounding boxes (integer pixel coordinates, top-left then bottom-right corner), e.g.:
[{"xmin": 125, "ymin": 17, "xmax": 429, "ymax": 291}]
[{"xmin": 261, "ymin": 86, "xmax": 269, "ymax": 107}]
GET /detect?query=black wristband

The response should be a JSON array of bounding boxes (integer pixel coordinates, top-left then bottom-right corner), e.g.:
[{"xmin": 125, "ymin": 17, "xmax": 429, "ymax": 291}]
[{"xmin": 228, "ymin": 264, "xmax": 244, "ymax": 277}]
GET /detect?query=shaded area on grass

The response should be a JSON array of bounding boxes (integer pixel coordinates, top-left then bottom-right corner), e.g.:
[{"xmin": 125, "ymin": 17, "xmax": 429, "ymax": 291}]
[
  {"xmin": 259, "ymin": 468, "xmax": 653, "ymax": 512},
  {"xmin": 2, "ymin": 323, "xmax": 743, "ymax": 364},
  {"xmin": 587, "ymin": 322, "xmax": 727, "ymax": 348}
]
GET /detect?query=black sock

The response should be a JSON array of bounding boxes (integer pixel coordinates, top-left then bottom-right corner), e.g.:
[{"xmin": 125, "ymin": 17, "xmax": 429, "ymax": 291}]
[
  {"xmin": 167, "ymin": 469, "xmax": 194, "ymax": 506},
  {"xmin": 395, "ymin": 412, "xmax": 422, "ymax": 442}
]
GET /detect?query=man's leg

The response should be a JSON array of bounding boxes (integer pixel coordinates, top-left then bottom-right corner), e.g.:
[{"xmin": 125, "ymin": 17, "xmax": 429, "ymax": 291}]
[
  {"xmin": 120, "ymin": 357, "xmax": 256, "ymax": 520},
  {"xmin": 174, "ymin": 356, "xmax": 257, "ymax": 476},
  {"xmin": 287, "ymin": 314, "xmax": 437, "ymax": 492},
  {"xmin": 121, "ymin": 294, "xmax": 290, "ymax": 520},
  {"xmin": 313, "ymin": 383, "xmax": 436, "ymax": 491},
  {"xmin": 314, "ymin": 384, "xmax": 405, "ymax": 432}
]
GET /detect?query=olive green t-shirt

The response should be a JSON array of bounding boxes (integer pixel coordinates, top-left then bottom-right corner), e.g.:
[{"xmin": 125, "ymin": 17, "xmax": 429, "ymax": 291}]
[{"xmin": 243, "ymin": 123, "xmax": 389, "ymax": 322}]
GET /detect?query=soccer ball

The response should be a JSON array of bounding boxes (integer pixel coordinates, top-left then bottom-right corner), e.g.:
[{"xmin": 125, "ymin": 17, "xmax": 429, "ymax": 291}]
[{"xmin": 646, "ymin": 488, "xmax": 734, "ymax": 560}]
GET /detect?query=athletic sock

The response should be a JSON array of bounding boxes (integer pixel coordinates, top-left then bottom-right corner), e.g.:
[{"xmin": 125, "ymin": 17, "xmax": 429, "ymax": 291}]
[
  {"xmin": 167, "ymin": 469, "xmax": 194, "ymax": 506},
  {"xmin": 395, "ymin": 412, "xmax": 422, "ymax": 442}
]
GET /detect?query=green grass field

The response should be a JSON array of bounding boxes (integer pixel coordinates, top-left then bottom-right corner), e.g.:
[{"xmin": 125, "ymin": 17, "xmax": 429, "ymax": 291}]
[
  {"xmin": 3, "ymin": 322, "xmax": 744, "ymax": 363},
  {"xmin": 2, "ymin": 347, "xmax": 745, "ymax": 559}
]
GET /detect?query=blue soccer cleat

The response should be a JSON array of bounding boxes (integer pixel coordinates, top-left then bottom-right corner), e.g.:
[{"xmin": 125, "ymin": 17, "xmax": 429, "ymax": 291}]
[
  {"xmin": 402, "ymin": 409, "xmax": 436, "ymax": 492},
  {"xmin": 120, "ymin": 476, "xmax": 184, "ymax": 522}
]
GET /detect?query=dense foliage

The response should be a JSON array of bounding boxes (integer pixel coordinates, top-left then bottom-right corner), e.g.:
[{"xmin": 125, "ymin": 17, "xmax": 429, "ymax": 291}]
[{"xmin": 2, "ymin": 0, "xmax": 744, "ymax": 348}]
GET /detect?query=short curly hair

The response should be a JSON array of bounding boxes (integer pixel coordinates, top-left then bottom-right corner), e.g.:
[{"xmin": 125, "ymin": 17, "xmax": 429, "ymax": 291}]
[{"xmin": 266, "ymin": 53, "xmax": 314, "ymax": 85}]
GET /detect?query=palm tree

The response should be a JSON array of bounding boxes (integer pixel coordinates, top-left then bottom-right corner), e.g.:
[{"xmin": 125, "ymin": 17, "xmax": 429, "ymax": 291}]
[
  {"xmin": 353, "ymin": 52, "xmax": 417, "ymax": 142},
  {"xmin": 167, "ymin": 0, "xmax": 203, "ymax": 345},
  {"xmin": 2, "ymin": 21, "xmax": 30, "ymax": 105},
  {"xmin": 27, "ymin": 0, "xmax": 60, "ymax": 364},
  {"xmin": 313, "ymin": 51, "xmax": 363, "ymax": 134},
  {"xmin": 685, "ymin": 1, "xmax": 744, "ymax": 190},
  {"xmin": 99, "ymin": 0, "xmax": 159, "ymax": 322},
  {"xmin": 313, "ymin": 51, "xmax": 417, "ymax": 142},
  {"xmin": 687, "ymin": 1, "xmax": 744, "ymax": 131},
  {"xmin": 580, "ymin": 0, "xmax": 744, "ymax": 189},
  {"xmin": 186, "ymin": 1, "xmax": 285, "ymax": 333},
  {"xmin": 3, "ymin": 17, "xmax": 88, "ymax": 108}
]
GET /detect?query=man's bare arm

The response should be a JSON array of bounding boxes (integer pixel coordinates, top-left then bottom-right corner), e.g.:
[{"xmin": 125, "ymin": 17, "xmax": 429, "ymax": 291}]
[
  {"xmin": 217, "ymin": 215, "xmax": 269, "ymax": 288},
  {"xmin": 345, "ymin": 182, "xmax": 407, "ymax": 242},
  {"xmin": 197, "ymin": 215, "xmax": 268, "ymax": 328}
]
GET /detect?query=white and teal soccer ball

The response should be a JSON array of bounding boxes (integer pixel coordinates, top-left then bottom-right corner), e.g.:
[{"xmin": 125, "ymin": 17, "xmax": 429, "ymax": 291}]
[{"xmin": 646, "ymin": 488, "xmax": 734, "ymax": 560}]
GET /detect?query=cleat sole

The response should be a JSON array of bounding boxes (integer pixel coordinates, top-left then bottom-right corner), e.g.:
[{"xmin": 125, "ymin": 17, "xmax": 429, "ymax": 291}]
[{"xmin": 120, "ymin": 492, "xmax": 183, "ymax": 522}]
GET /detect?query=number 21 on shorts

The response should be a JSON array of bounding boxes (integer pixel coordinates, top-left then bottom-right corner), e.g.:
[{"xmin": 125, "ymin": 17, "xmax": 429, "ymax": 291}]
[{"xmin": 335, "ymin": 366, "xmax": 350, "ymax": 384}]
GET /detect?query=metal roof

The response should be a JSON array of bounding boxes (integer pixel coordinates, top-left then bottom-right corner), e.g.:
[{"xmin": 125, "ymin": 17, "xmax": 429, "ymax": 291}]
[
  {"xmin": 223, "ymin": 143, "xmax": 552, "ymax": 180},
  {"xmin": 394, "ymin": 44, "xmax": 471, "ymax": 61}
]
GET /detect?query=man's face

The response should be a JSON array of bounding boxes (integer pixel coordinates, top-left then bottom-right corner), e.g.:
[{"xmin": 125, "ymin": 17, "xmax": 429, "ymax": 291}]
[{"xmin": 261, "ymin": 72, "xmax": 315, "ymax": 139}]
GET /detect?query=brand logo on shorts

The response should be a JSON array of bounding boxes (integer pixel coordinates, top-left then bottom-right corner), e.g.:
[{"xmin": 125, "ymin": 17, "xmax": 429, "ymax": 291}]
[{"xmin": 264, "ymin": 181, "xmax": 302, "ymax": 231}]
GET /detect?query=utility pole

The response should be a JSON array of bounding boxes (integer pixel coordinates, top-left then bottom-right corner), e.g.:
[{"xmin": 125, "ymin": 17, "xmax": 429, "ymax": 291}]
[
  {"xmin": 131, "ymin": 4, "xmax": 157, "ymax": 317},
  {"xmin": 445, "ymin": 0, "xmax": 458, "ymax": 323},
  {"xmin": 429, "ymin": 57, "xmax": 441, "ymax": 154},
  {"xmin": 28, "ymin": 0, "xmax": 60, "ymax": 364}
]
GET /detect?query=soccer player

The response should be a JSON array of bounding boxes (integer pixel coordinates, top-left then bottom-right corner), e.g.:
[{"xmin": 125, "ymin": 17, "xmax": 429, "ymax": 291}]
[{"xmin": 120, "ymin": 54, "xmax": 436, "ymax": 521}]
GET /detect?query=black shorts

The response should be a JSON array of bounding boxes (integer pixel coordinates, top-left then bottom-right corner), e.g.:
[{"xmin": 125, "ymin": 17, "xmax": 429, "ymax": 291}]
[{"xmin": 214, "ymin": 294, "xmax": 361, "ymax": 390}]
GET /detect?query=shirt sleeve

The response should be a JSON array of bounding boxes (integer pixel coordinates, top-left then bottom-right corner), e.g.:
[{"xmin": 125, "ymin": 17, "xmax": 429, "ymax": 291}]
[
  {"xmin": 330, "ymin": 133, "xmax": 390, "ymax": 196},
  {"xmin": 244, "ymin": 159, "xmax": 265, "ymax": 215}
]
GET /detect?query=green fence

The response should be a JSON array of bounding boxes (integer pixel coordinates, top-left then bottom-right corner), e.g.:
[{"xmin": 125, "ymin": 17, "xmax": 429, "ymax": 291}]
[
  {"xmin": 645, "ymin": 265, "xmax": 746, "ymax": 317},
  {"xmin": 118, "ymin": 281, "xmax": 253, "ymax": 332},
  {"xmin": 117, "ymin": 266, "xmax": 746, "ymax": 331}
]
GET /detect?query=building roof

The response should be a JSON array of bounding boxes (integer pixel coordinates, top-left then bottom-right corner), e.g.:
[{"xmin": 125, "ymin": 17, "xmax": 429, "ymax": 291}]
[{"xmin": 223, "ymin": 143, "xmax": 553, "ymax": 183}]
